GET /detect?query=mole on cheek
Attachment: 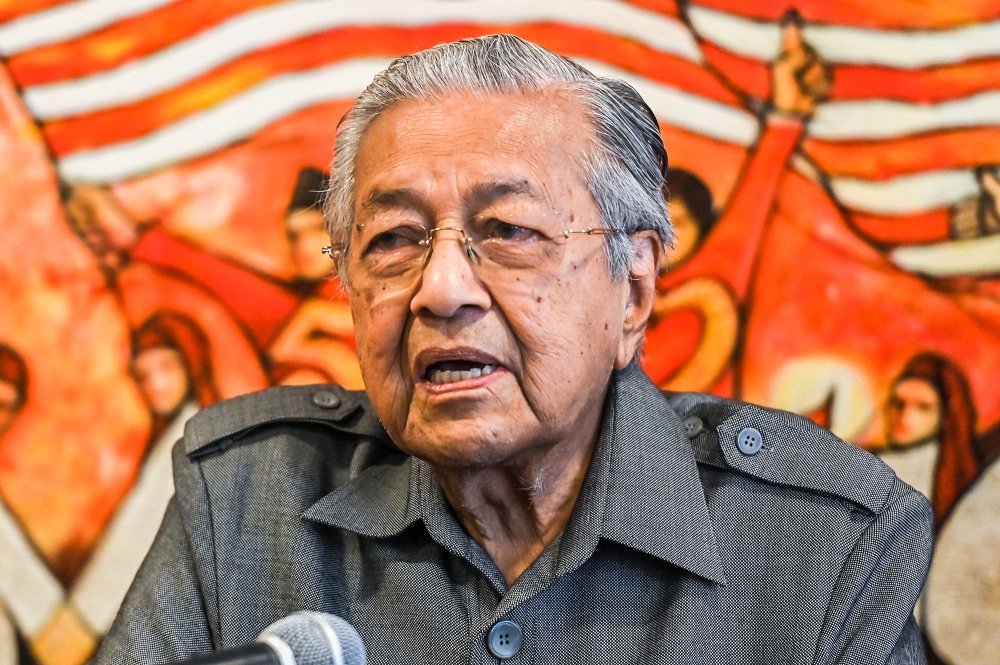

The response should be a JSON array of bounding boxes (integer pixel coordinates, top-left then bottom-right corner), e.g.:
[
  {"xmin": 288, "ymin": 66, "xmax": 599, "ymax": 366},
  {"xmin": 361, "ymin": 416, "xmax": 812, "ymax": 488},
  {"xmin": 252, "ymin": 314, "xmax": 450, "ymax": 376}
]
[{"xmin": 536, "ymin": 296, "xmax": 542, "ymax": 303}]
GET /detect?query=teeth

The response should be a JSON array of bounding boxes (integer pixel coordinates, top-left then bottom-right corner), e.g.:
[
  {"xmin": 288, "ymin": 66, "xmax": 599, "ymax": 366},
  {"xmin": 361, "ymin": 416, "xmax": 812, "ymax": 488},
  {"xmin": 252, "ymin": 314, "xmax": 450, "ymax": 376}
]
[{"xmin": 429, "ymin": 364, "xmax": 496, "ymax": 384}]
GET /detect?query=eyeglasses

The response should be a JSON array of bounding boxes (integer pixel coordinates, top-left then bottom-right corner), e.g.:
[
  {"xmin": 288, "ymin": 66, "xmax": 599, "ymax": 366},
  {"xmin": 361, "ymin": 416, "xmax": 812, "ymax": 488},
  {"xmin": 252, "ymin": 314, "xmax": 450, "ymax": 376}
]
[{"xmin": 322, "ymin": 216, "xmax": 624, "ymax": 289}]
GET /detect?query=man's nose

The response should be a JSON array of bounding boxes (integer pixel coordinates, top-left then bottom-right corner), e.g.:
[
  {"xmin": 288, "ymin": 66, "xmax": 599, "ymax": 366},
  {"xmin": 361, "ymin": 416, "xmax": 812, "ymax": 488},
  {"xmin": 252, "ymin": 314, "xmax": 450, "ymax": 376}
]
[{"xmin": 410, "ymin": 229, "xmax": 491, "ymax": 318}]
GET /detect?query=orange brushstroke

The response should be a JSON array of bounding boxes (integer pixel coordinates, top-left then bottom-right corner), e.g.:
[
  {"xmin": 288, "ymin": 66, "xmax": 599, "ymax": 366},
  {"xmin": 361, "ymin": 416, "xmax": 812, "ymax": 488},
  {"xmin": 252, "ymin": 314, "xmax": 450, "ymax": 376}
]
[
  {"xmin": 700, "ymin": 42, "xmax": 770, "ymax": 100},
  {"xmin": 804, "ymin": 128, "xmax": 1000, "ymax": 180},
  {"xmin": 832, "ymin": 59, "xmax": 1000, "ymax": 103},
  {"xmin": 625, "ymin": 0, "xmax": 681, "ymax": 17},
  {"xmin": 849, "ymin": 209, "xmax": 952, "ymax": 246},
  {"xmin": 0, "ymin": 0, "xmax": 69, "ymax": 24}
]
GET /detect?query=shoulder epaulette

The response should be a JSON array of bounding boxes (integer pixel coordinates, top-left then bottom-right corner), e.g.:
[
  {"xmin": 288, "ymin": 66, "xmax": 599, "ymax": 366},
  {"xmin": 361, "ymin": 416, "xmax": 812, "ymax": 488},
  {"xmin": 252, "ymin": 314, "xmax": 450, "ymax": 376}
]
[
  {"xmin": 666, "ymin": 391, "xmax": 896, "ymax": 515},
  {"xmin": 183, "ymin": 384, "xmax": 389, "ymax": 457}
]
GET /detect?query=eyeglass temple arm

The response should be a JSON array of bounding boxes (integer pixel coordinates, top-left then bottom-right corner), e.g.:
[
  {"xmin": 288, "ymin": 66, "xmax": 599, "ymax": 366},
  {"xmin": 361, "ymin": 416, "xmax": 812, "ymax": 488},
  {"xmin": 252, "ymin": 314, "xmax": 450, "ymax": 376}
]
[{"xmin": 561, "ymin": 227, "xmax": 625, "ymax": 237}]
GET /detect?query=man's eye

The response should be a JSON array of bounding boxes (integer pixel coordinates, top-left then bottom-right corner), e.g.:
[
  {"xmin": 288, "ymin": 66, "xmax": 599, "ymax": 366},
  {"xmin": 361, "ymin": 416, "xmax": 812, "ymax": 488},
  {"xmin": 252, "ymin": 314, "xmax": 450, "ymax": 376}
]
[
  {"xmin": 368, "ymin": 230, "xmax": 419, "ymax": 252},
  {"xmin": 490, "ymin": 221, "xmax": 538, "ymax": 242}
]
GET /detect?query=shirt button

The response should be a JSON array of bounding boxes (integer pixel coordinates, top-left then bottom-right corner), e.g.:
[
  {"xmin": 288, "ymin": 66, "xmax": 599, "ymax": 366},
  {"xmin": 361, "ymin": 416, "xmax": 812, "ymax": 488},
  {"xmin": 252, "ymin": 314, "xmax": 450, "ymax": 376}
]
[
  {"xmin": 681, "ymin": 416, "xmax": 704, "ymax": 439},
  {"xmin": 486, "ymin": 620, "xmax": 522, "ymax": 660},
  {"xmin": 737, "ymin": 426, "xmax": 764, "ymax": 455},
  {"xmin": 311, "ymin": 390, "xmax": 341, "ymax": 409}
]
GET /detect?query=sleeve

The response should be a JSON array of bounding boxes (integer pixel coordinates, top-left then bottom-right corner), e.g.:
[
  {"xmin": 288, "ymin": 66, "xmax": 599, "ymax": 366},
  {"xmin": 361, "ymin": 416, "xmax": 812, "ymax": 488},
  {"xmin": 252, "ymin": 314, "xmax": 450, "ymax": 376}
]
[
  {"xmin": 813, "ymin": 481, "xmax": 934, "ymax": 665},
  {"xmin": 93, "ymin": 497, "xmax": 215, "ymax": 665}
]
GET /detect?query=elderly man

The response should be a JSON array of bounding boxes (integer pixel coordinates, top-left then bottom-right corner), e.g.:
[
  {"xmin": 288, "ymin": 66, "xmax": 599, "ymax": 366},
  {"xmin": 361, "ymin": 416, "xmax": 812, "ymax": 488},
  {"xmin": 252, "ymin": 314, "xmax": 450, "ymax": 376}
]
[{"xmin": 98, "ymin": 35, "xmax": 932, "ymax": 665}]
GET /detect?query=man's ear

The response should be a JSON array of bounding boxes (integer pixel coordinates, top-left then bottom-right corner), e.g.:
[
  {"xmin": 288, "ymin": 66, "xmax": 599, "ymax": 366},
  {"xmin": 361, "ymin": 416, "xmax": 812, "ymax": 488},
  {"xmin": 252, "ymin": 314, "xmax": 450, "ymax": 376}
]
[{"xmin": 615, "ymin": 231, "xmax": 663, "ymax": 369}]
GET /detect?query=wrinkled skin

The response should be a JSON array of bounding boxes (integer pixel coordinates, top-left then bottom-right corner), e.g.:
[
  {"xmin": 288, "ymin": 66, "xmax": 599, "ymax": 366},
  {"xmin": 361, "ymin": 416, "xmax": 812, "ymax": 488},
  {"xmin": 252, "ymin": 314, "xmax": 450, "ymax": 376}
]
[{"xmin": 344, "ymin": 90, "xmax": 661, "ymax": 583}]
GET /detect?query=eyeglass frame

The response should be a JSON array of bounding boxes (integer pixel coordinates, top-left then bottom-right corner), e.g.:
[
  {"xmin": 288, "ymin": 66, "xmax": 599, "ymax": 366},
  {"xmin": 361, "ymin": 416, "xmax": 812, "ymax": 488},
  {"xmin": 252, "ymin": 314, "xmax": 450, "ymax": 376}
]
[{"xmin": 321, "ymin": 223, "xmax": 627, "ymax": 272}]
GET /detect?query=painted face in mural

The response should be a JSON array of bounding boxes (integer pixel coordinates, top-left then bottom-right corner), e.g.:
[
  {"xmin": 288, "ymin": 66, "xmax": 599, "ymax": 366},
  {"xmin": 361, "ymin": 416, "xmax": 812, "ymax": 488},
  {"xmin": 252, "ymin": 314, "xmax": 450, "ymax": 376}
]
[
  {"xmin": 665, "ymin": 198, "xmax": 701, "ymax": 265},
  {"xmin": 345, "ymin": 91, "xmax": 659, "ymax": 469},
  {"xmin": 0, "ymin": 345, "xmax": 26, "ymax": 439},
  {"xmin": 132, "ymin": 346, "xmax": 191, "ymax": 418},
  {"xmin": 0, "ymin": 380, "xmax": 21, "ymax": 438},
  {"xmin": 285, "ymin": 208, "xmax": 331, "ymax": 282},
  {"xmin": 886, "ymin": 377, "xmax": 942, "ymax": 448}
]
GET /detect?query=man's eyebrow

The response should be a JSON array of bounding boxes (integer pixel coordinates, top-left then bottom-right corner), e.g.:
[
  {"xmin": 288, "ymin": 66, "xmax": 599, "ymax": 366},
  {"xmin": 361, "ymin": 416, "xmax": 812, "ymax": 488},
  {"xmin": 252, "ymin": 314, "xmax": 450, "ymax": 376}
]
[
  {"xmin": 468, "ymin": 179, "xmax": 544, "ymax": 208},
  {"xmin": 361, "ymin": 188, "xmax": 424, "ymax": 213}
]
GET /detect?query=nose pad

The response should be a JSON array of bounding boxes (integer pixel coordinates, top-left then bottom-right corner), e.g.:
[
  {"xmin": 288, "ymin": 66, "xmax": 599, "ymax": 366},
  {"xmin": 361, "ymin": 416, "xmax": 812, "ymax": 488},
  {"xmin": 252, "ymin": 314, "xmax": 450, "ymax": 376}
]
[
  {"xmin": 425, "ymin": 227, "xmax": 480, "ymax": 266},
  {"xmin": 411, "ymin": 228, "xmax": 490, "ymax": 317}
]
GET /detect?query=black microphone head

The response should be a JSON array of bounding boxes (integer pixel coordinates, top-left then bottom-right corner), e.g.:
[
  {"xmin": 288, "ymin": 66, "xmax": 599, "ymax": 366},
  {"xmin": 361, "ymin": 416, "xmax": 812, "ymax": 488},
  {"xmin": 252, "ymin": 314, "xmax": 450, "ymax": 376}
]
[{"xmin": 257, "ymin": 612, "xmax": 366, "ymax": 665}]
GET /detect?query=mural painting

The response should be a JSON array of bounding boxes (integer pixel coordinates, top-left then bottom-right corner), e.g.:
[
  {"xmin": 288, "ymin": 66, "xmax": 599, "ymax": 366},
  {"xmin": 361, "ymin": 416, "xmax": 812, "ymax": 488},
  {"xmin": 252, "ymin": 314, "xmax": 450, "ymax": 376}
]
[{"xmin": 0, "ymin": 1, "xmax": 998, "ymax": 663}]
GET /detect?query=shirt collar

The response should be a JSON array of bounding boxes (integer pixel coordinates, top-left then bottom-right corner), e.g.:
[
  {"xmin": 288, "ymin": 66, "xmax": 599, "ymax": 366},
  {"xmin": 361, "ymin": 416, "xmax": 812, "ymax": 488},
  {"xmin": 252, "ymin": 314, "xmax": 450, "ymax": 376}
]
[
  {"xmin": 597, "ymin": 363, "xmax": 726, "ymax": 584},
  {"xmin": 304, "ymin": 363, "xmax": 726, "ymax": 585}
]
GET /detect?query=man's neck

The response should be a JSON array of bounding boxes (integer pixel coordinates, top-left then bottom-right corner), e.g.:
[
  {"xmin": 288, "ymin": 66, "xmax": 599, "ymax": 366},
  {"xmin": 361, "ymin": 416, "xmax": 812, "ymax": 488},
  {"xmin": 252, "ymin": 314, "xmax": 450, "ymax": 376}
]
[{"xmin": 432, "ymin": 432, "xmax": 599, "ymax": 587}]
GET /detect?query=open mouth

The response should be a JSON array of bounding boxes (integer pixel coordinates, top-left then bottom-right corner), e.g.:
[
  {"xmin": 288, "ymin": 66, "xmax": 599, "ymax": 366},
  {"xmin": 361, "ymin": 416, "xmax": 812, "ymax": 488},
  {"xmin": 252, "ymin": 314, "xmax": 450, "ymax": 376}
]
[{"xmin": 425, "ymin": 360, "xmax": 498, "ymax": 385}]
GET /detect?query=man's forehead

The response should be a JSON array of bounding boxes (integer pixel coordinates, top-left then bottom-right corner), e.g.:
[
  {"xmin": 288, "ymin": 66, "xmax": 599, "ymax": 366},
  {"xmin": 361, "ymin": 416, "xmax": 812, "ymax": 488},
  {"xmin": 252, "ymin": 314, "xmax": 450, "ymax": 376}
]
[
  {"xmin": 357, "ymin": 88, "xmax": 592, "ymax": 158},
  {"xmin": 352, "ymin": 89, "xmax": 593, "ymax": 203}
]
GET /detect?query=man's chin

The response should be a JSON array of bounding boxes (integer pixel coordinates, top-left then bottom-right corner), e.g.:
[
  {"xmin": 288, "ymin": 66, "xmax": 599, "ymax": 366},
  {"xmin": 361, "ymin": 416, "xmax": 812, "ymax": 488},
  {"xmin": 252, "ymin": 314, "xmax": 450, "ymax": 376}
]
[{"xmin": 398, "ymin": 420, "xmax": 531, "ymax": 470}]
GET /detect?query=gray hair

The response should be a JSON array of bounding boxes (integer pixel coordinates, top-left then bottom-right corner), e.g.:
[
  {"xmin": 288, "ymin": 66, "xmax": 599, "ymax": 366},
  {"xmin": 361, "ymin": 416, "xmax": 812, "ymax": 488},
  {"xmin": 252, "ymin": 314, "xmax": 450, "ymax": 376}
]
[{"xmin": 325, "ymin": 34, "xmax": 672, "ymax": 281}]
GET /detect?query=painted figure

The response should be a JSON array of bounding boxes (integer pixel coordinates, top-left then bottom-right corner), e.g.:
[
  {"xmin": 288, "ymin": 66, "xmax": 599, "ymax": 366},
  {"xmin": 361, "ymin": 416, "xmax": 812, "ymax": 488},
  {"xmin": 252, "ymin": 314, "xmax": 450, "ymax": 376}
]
[
  {"xmin": 661, "ymin": 168, "xmax": 716, "ymax": 269},
  {"xmin": 284, "ymin": 167, "xmax": 335, "ymax": 286},
  {"xmin": 880, "ymin": 353, "xmax": 979, "ymax": 526},
  {"xmin": 131, "ymin": 312, "xmax": 219, "ymax": 426},
  {"xmin": 266, "ymin": 167, "xmax": 363, "ymax": 388},
  {"xmin": 0, "ymin": 344, "xmax": 26, "ymax": 441}
]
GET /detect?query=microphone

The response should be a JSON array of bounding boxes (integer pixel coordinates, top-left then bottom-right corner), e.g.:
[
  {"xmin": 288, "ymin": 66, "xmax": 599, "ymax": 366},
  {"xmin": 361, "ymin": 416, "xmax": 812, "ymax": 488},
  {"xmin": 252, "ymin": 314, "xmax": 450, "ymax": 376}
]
[{"xmin": 179, "ymin": 612, "xmax": 366, "ymax": 665}]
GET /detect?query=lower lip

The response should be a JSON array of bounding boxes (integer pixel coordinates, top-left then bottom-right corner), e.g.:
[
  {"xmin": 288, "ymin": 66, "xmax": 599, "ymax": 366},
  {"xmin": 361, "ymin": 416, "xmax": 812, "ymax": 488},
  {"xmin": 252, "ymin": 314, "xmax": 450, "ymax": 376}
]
[{"xmin": 419, "ymin": 366, "xmax": 507, "ymax": 394}]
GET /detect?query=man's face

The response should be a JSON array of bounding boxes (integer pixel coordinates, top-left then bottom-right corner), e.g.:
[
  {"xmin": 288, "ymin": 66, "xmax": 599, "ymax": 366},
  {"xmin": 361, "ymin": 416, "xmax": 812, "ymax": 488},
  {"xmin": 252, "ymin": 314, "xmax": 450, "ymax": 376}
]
[
  {"xmin": 286, "ymin": 208, "xmax": 332, "ymax": 281},
  {"xmin": 886, "ymin": 377, "xmax": 942, "ymax": 448},
  {"xmin": 133, "ymin": 346, "xmax": 190, "ymax": 417},
  {"xmin": 346, "ymin": 91, "xmax": 648, "ymax": 469}
]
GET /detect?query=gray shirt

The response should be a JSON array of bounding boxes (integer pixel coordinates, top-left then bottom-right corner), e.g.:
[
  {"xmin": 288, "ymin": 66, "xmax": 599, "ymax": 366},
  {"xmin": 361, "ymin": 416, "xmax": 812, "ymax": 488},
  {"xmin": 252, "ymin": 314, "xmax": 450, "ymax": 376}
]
[{"xmin": 97, "ymin": 364, "xmax": 932, "ymax": 665}]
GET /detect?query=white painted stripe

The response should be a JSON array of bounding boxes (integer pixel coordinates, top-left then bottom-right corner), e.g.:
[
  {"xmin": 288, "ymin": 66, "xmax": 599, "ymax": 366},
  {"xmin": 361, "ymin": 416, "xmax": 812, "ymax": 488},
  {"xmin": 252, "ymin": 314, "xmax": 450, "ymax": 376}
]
[
  {"xmin": 0, "ymin": 499, "xmax": 63, "ymax": 637},
  {"xmin": 23, "ymin": 0, "xmax": 700, "ymax": 120},
  {"xmin": 58, "ymin": 58, "xmax": 392, "ymax": 182},
  {"xmin": 891, "ymin": 235, "xmax": 1000, "ymax": 276},
  {"xmin": 0, "ymin": 0, "xmax": 175, "ymax": 56},
  {"xmin": 57, "ymin": 57, "xmax": 755, "ymax": 183},
  {"xmin": 810, "ymin": 91, "xmax": 1000, "ymax": 141},
  {"xmin": 830, "ymin": 170, "xmax": 979, "ymax": 215},
  {"xmin": 688, "ymin": 4, "xmax": 1000, "ymax": 69},
  {"xmin": 578, "ymin": 59, "xmax": 759, "ymax": 146}
]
